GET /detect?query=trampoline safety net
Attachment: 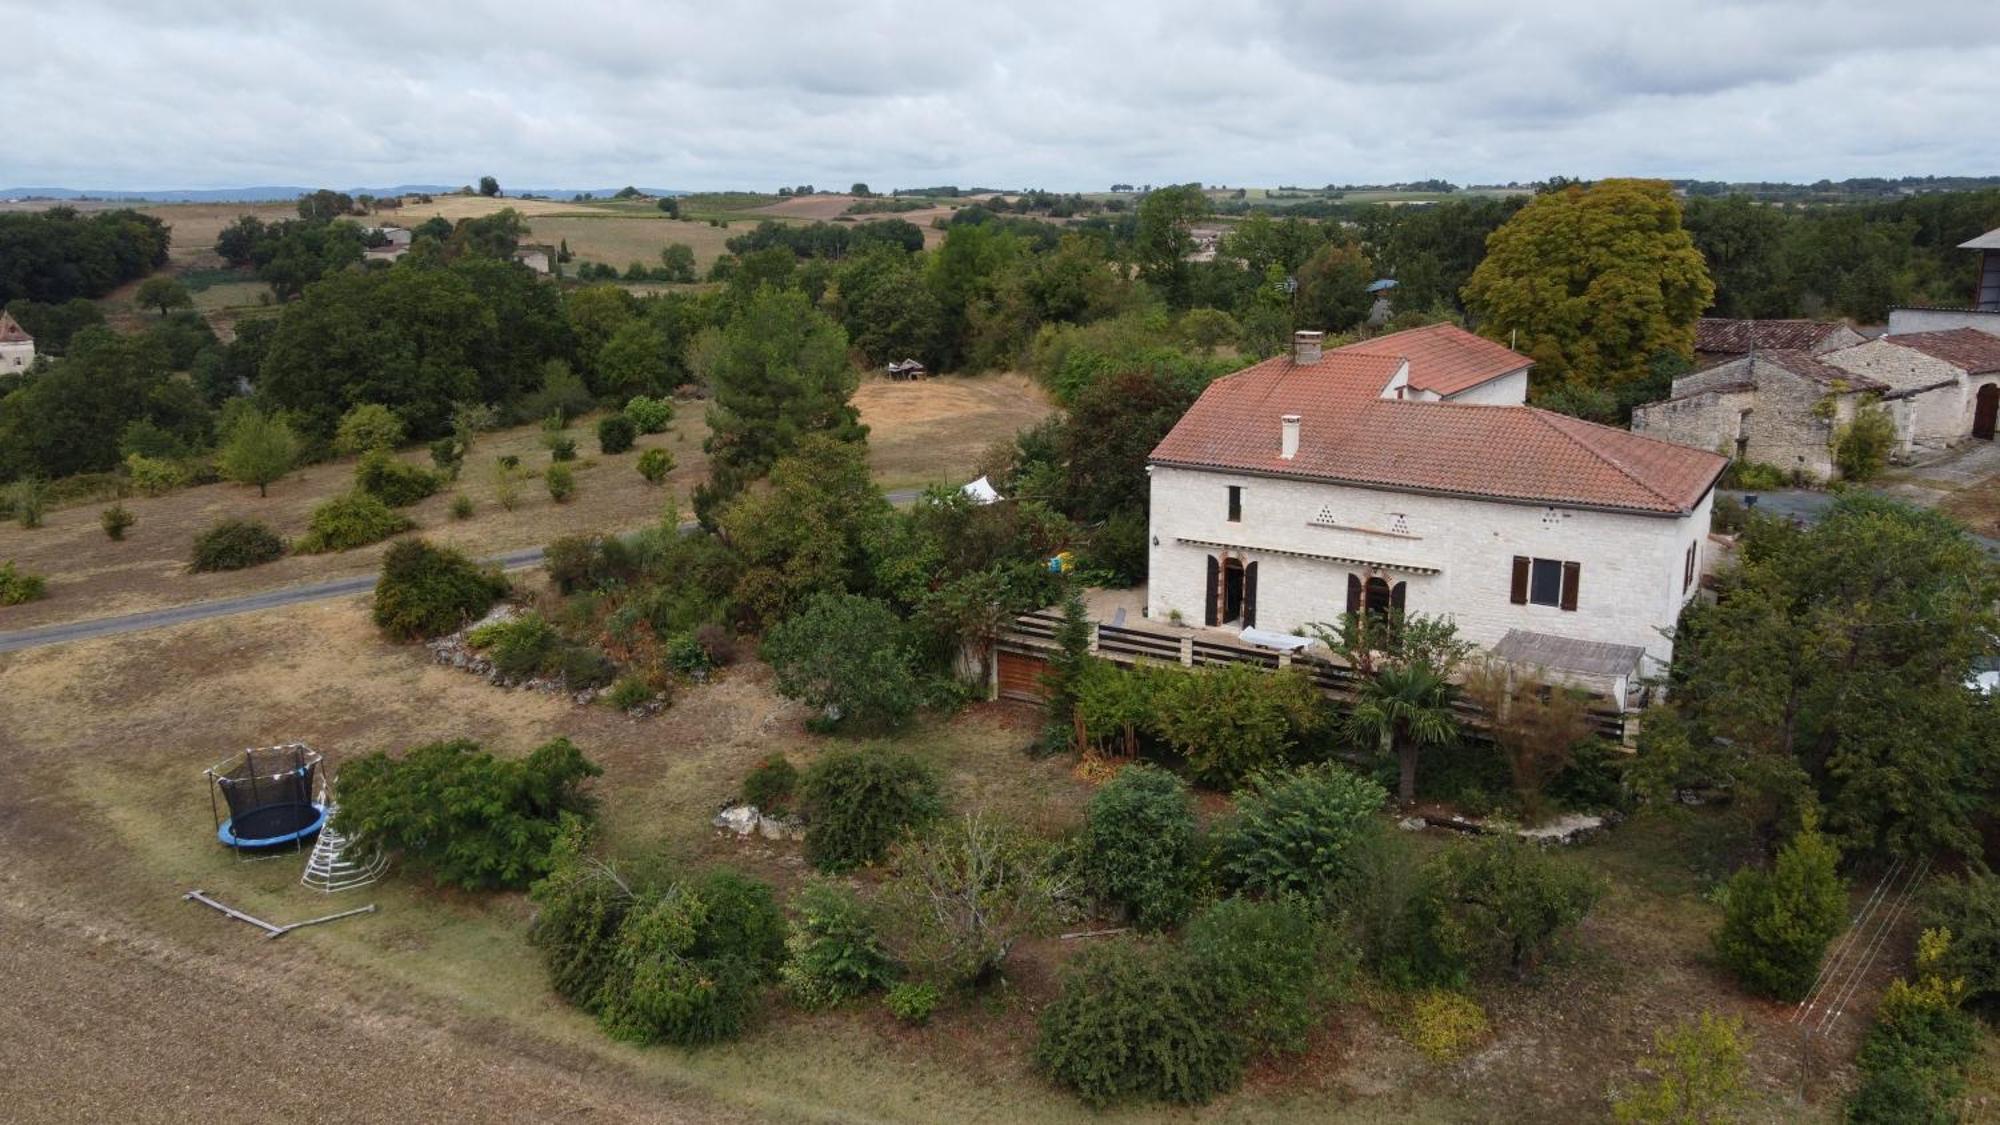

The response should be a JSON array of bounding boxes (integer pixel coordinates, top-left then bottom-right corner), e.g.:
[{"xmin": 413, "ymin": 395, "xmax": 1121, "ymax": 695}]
[{"xmin": 211, "ymin": 744, "xmax": 321, "ymax": 840}]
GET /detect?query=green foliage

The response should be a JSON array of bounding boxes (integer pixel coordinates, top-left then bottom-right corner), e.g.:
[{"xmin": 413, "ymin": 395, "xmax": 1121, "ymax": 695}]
[
  {"xmin": 1833, "ymin": 402, "xmax": 1896, "ymax": 481},
  {"xmin": 763, "ymin": 592, "xmax": 922, "ymax": 732},
  {"xmin": 624, "ymin": 395, "xmax": 674, "ymax": 433},
  {"xmin": 1218, "ymin": 764, "xmax": 1388, "ymax": 901},
  {"xmin": 781, "ymin": 879, "xmax": 897, "ymax": 1010},
  {"xmin": 0, "ymin": 208, "xmax": 170, "ymax": 305},
  {"xmin": 469, "ymin": 613, "xmax": 563, "ymax": 679},
  {"xmin": 527, "ymin": 820, "xmax": 631, "ymax": 1012},
  {"xmin": 449, "ymin": 493, "xmax": 474, "ymax": 520},
  {"xmin": 1034, "ymin": 939, "xmax": 1247, "ymax": 1109},
  {"xmin": 124, "ymin": 452, "xmax": 193, "ymax": 496},
  {"xmin": 7, "ymin": 477, "xmax": 48, "ymax": 528},
  {"xmin": 1848, "ymin": 931, "xmax": 1978, "ymax": 1124},
  {"xmin": 1398, "ymin": 989, "xmax": 1489, "ymax": 1060},
  {"xmin": 742, "ymin": 755, "xmax": 798, "ymax": 813},
  {"xmin": 1922, "ymin": 875, "xmax": 2000, "ymax": 1014},
  {"xmin": 1185, "ymin": 896, "xmax": 1342, "ymax": 1053},
  {"xmin": 687, "ymin": 868, "xmax": 788, "ymax": 977},
  {"xmin": 297, "ymin": 491, "xmax": 414, "ymax": 553},
  {"xmin": 545, "ymin": 463, "xmax": 576, "ymax": 503},
  {"xmin": 885, "ymin": 982, "xmax": 940, "ymax": 1025},
  {"xmin": 880, "ymin": 813, "xmax": 1066, "ymax": 988},
  {"xmin": 100, "ymin": 503, "xmax": 135, "ymax": 541},
  {"xmin": 0, "ymin": 560, "xmax": 48, "ymax": 605},
  {"xmin": 134, "ymin": 275, "xmax": 193, "ymax": 315},
  {"xmin": 1715, "ymin": 815, "xmax": 1847, "ymax": 1000},
  {"xmin": 798, "ymin": 745, "xmax": 944, "ymax": 873},
  {"xmin": 546, "ymin": 436, "xmax": 578, "ymax": 462},
  {"xmin": 1434, "ymin": 835, "xmax": 1605, "ymax": 980},
  {"xmin": 371, "ymin": 537, "xmax": 508, "ymax": 640},
  {"xmin": 216, "ymin": 407, "xmax": 298, "ymax": 497},
  {"xmin": 333, "ymin": 403, "xmax": 406, "ymax": 455},
  {"xmin": 1083, "ymin": 764, "xmax": 1200, "ymax": 932},
  {"xmin": 335, "ymin": 737, "xmax": 600, "ymax": 890},
  {"xmin": 597, "ymin": 413, "xmax": 637, "ymax": 455},
  {"xmin": 664, "ymin": 630, "xmax": 713, "ymax": 675},
  {"xmin": 1719, "ymin": 460, "xmax": 1789, "ymax": 492},
  {"xmin": 720, "ymin": 435, "xmax": 891, "ymax": 625},
  {"xmin": 1611, "ymin": 1012, "xmax": 1752, "ymax": 1124},
  {"xmin": 354, "ymin": 449, "xmax": 441, "ymax": 507},
  {"xmin": 188, "ymin": 518, "xmax": 286, "ymax": 572},
  {"xmin": 1151, "ymin": 663, "xmax": 1327, "ymax": 787},
  {"xmin": 636, "ymin": 447, "xmax": 674, "ymax": 484},
  {"xmin": 596, "ymin": 887, "xmax": 762, "ymax": 1047},
  {"xmin": 605, "ymin": 675, "xmax": 654, "ymax": 711}
]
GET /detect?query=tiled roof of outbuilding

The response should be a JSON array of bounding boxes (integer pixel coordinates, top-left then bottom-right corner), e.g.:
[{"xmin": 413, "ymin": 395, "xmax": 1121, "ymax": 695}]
[{"xmin": 1696, "ymin": 318, "xmax": 1853, "ymax": 354}]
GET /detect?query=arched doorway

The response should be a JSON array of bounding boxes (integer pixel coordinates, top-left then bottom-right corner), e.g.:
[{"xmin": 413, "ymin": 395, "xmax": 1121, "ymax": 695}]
[{"xmin": 1975, "ymin": 383, "xmax": 1998, "ymax": 441}]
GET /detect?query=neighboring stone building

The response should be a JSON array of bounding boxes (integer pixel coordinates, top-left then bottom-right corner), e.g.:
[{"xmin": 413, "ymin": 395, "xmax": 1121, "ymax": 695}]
[
  {"xmin": 512, "ymin": 243, "xmax": 556, "ymax": 275},
  {"xmin": 1693, "ymin": 317, "xmax": 1865, "ymax": 368},
  {"xmin": 0, "ymin": 311, "xmax": 35, "ymax": 373},
  {"xmin": 1148, "ymin": 331, "xmax": 1724, "ymax": 679}
]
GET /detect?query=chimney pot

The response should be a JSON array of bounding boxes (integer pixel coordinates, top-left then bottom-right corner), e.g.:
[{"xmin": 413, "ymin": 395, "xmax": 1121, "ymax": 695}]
[
  {"xmin": 1292, "ymin": 330, "xmax": 1324, "ymax": 366},
  {"xmin": 1280, "ymin": 414, "xmax": 1302, "ymax": 460}
]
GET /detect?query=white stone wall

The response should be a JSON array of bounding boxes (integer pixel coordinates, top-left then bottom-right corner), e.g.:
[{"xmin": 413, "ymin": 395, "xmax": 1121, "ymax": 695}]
[
  {"xmin": 1888, "ymin": 308, "xmax": 2000, "ymax": 338},
  {"xmin": 1634, "ymin": 358, "xmax": 1845, "ymax": 480},
  {"xmin": 1825, "ymin": 340, "xmax": 1970, "ymax": 446},
  {"xmin": 0, "ymin": 340, "xmax": 32, "ymax": 372},
  {"xmin": 1441, "ymin": 369, "xmax": 1530, "ymax": 405},
  {"xmin": 1146, "ymin": 465, "xmax": 1707, "ymax": 673}
]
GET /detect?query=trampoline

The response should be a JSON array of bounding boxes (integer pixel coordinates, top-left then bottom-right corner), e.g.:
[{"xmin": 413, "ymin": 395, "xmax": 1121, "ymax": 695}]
[{"xmin": 206, "ymin": 743, "xmax": 327, "ymax": 850}]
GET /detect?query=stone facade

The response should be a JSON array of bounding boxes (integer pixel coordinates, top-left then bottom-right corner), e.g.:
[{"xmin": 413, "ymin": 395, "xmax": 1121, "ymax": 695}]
[
  {"xmin": 1631, "ymin": 354, "xmax": 1857, "ymax": 480},
  {"xmin": 1146, "ymin": 464, "xmax": 1709, "ymax": 676},
  {"xmin": 0, "ymin": 313, "xmax": 34, "ymax": 373}
]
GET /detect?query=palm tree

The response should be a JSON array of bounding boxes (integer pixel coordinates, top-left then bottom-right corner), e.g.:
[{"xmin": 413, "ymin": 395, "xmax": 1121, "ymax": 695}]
[{"xmin": 1348, "ymin": 662, "xmax": 1459, "ymax": 806}]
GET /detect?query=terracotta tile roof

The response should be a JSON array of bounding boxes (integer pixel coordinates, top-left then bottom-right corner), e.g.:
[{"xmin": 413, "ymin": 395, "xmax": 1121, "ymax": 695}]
[
  {"xmin": 1751, "ymin": 349, "xmax": 1888, "ymax": 392},
  {"xmin": 1885, "ymin": 328, "xmax": 2000, "ymax": 375},
  {"xmin": 1151, "ymin": 352, "xmax": 1725, "ymax": 515},
  {"xmin": 0, "ymin": 311, "xmax": 31, "ymax": 345},
  {"xmin": 1338, "ymin": 322, "xmax": 1530, "ymax": 395},
  {"xmin": 1696, "ymin": 318, "xmax": 1853, "ymax": 354}
]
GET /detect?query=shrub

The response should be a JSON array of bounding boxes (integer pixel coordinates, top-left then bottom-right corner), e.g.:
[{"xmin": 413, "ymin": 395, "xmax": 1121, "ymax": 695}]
[
  {"xmin": 0, "ymin": 561, "xmax": 48, "ymax": 606},
  {"xmin": 334, "ymin": 402, "xmax": 406, "ymax": 454},
  {"xmin": 1846, "ymin": 928, "xmax": 1978, "ymax": 1124},
  {"xmin": 449, "ymin": 493, "xmax": 474, "ymax": 520},
  {"xmin": 355, "ymin": 449, "xmax": 441, "ymax": 507},
  {"xmin": 430, "ymin": 436, "xmax": 465, "ymax": 478},
  {"xmin": 885, "ymin": 981, "xmax": 940, "ymax": 1025},
  {"xmin": 335, "ymin": 737, "xmax": 600, "ymax": 890},
  {"xmin": 781, "ymin": 879, "xmax": 897, "ymax": 1010},
  {"xmin": 665, "ymin": 631, "xmax": 712, "ymax": 676},
  {"xmin": 1343, "ymin": 830, "xmax": 1462, "ymax": 989},
  {"xmin": 1083, "ymin": 764, "xmax": 1199, "ymax": 931},
  {"xmin": 606, "ymin": 675, "xmax": 655, "ymax": 711},
  {"xmin": 596, "ymin": 887, "xmax": 762, "ymax": 1047},
  {"xmin": 125, "ymin": 452, "xmax": 193, "ymax": 496},
  {"xmin": 637, "ymin": 447, "xmax": 674, "ymax": 484},
  {"xmin": 1151, "ymin": 663, "xmax": 1327, "ymax": 787},
  {"xmin": 545, "ymin": 463, "xmax": 576, "ymax": 502},
  {"xmin": 100, "ymin": 504, "xmax": 136, "ymax": 541},
  {"xmin": 1035, "ymin": 940, "xmax": 1247, "ymax": 1109},
  {"xmin": 1921, "ymin": 874, "xmax": 2000, "ymax": 1014},
  {"xmin": 548, "ymin": 436, "xmax": 578, "ymax": 462},
  {"xmin": 624, "ymin": 395, "xmax": 674, "ymax": 433},
  {"xmin": 1719, "ymin": 460, "xmax": 1787, "ymax": 491},
  {"xmin": 472, "ymin": 613, "xmax": 562, "ymax": 679},
  {"xmin": 881, "ymin": 813, "xmax": 1065, "ymax": 989},
  {"xmin": 597, "ymin": 414, "xmax": 637, "ymax": 454},
  {"xmin": 9, "ymin": 478, "xmax": 49, "ymax": 528},
  {"xmin": 764, "ymin": 593, "xmax": 923, "ymax": 732},
  {"xmin": 1185, "ymin": 896, "xmax": 1341, "ymax": 1054},
  {"xmin": 1835, "ymin": 402, "xmax": 1896, "ymax": 482},
  {"xmin": 1612, "ymin": 1012, "xmax": 1752, "ymax": 1124},
  {"xmin": 371, "ymin": 538, "xmax": 509, "ymax": 640},
  {"xmin": 216, "ymin": 408, "xmax": 298, "ymax": 496},
  {"xmin": 189, "ymin": 518, "xmax": 286, "ymax": 572},
  {"xmin": 1399, "ymin": 989, "xmax": 1489, "ymax": 1060},
  {"xmin": 297, "ymin": 491, "xmax": 414, "ymax": 553},
  {"xmin": 1219, "ymin": 764, "xmax": 1387, "ymax": 901},
  {"xmin": 527, "ymin": 820, "xmax": 632, "ymax": 1012},
  {"xmin": 1715, "ymin": 814, "xmax": 1846, "ymax": 1000},
  {"xmin": 556, "ymin": 644, "xmax": 618, "ymax": 690},
  {"xmin": 742, "ymin": 755, "xmax": 798, "ymax": 813},
  {"xmin": 693, "ymin": 623, "xmax": 737, "ymax": 666},
  {"xmin": 688, "ymin": 868, "xmax": 788, "ymax": 979},
  {"xmin": 799, "ymin": 746, "xmax": 943, "ymax": 873},
  {"xmin": 1433, "ymin": 835, "xmax": 1604, "ymax": 980}
]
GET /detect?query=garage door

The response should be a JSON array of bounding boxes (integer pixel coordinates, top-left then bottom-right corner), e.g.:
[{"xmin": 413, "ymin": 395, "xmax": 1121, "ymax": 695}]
[{"xmin": 996, "ymin": 650, "xmax": 1050, "ymax": 702}]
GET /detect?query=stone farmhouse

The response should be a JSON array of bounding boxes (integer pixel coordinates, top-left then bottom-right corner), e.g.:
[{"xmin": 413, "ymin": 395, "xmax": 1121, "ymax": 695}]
[
  {"xmin": 1692, "ymin": 317, "xmax": 1864, "ymax": 368},
  {"xmin": 0, "ymin": 311, "xmax": 35, "ymax": 373},
  {"xmin": 1146, "ymin": 326, "xmax": 1725, "ymax": 687}
]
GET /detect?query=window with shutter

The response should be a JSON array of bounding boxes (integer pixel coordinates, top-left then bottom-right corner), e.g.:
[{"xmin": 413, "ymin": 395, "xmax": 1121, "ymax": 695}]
[
  {"xmin": 1347, "ymin": 573, "xmax": 1362, "ymax": 615},
  {"xmin": 1510, "ymin": 556, "xmax": 1530, "ymax": 604},
  {"xmin": 1684, "ymin": 542, "xmax": 1697, "ymax": 591},
  {"xmin": 1560, "ymin": 561, "xmax": 1580, "ymax": 611},
  {"xmin": 1204, "ymin": 556, "xmax": 1220, "ymax": 626}
]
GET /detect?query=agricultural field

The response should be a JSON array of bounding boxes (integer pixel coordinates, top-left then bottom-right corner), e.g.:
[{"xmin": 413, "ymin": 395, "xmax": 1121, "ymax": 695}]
[{"xmin": 0, "ymin": 374, "xmax": 1050, "ymax": 631}]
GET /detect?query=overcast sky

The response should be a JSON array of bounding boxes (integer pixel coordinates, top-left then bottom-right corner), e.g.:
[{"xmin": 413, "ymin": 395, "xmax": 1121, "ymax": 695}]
[{"xmin": 6, "ymin": 0, "xmax": 1998, "ymax": 191}]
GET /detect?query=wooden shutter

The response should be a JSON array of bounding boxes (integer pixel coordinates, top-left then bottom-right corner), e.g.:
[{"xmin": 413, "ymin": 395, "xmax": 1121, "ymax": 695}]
[
  {"xmin": 1560, "ymin": 561, "xmax": 1580, "ymax": 611},
  {"xmin": 1243, "ymin": 562, "xmax": 1258, "ymax": 628},
  {"xmin": 1509, "ymin": 556, "xmax": 1530, "ymax": 605},
  {"xmin": 1346, "ymin": 574, "xmax": 1362, "ymax": 615},
  {"xmin": 1204, "ymin": 555, "xmax": 1220, "ymax": 627},
  {"xmin": 1684, "ymin": 543, "xmax": 1697, "ymax": 591}
]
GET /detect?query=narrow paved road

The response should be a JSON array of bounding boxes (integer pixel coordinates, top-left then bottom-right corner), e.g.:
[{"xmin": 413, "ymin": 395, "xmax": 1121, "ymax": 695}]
[{"xmin": 0, "ymin": 488, "xmax": 928, "ymax": 654}]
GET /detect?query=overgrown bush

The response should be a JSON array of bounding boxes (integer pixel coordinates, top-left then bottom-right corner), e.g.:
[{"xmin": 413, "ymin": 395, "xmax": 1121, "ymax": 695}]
[
  {"xmin": 1921, "ymin": 874, "xmax": 2000, "ymax": 1016},
  {"xmin": 1342, "ymin": 830, "xmax": 1460, "ymax": 989},
  {"xmin": 334, "ymin": 402, "xmax": 405, "ymax": 454},
  {"xmin": 799, "ymin": 746, "xmax": 943, "ymax": 873},
  {"xmin": 296, "ymin": 491, "xmax": 414, "ymax": 552},
  {"xmin": 623, "ymin": 395, "xmax": 674, "ymax": 433},
  {"xmin": 354, "ymin": 449, "xmax": 441, "ymax": 507},
  {"xmin": 1082, "ymin": 764, "xmax": 1199, "ymax": 932},
  {"xmin": 100, "ymin": 504, "xmax": 135, "ymax": 541},
  {"xmin": 471, "ymin": 613, "xmax": 561, "ymax": 678},
  {"xmin": 1848, "ymin": 930, "xmax": 1978, "ymax": 1124},
  {"xmin": 597, "ymin": 414, "xmax": 637, "ymax": 454},
  {"xmin": 885, "ymin": 981, "xmax": 940, "ymax": 1025},
  {"xmin": 637, "ymin": 447, "xmax": 674, "ymax": 484},
  {"xmin": 596, "ymin": 888, "xmax": 763, "ymax": 1047},
  {"xmin": 1834, "ymin": 402, "xmax": 1896, "ymax": 482},
  {"xmin": 430, "ymin": 436, "xmax": 465, "ymax": 479},
  {"xmin": 1185, "ymin": 896, "xmax": 1342, "ymax": 1054},
  {"xmin": 7, "ymin": 477, "xmax": 49, "ymax": 528},
  {"xmin": 605, "ymin": 675, "xmax": 655, "ymax": 711},
  {"xmin": 545, "ymin": 463, "xmax": 576, "ymax": 502},
  {"xmin": 1434, "ymin": 835, "xmax": 1604, "ymax": 980},
  {"xmin": 0, "ymin": 560, "xmax": 48, "ymax": 605},
  {"xmin": 1219, "ymin": 764, "xmax": 1387, "ymax": 901},
  {"xmin": 688, "ymin": 868, "xmax": 788, "ymax": 977},
  {"xmin": 1719, "ymin": 460, "xmax": 1787, "ymax": 492},
  {"xmin": 558, "ymin": 644, "xmax": 618, "ymax": 690},
  {"xmin": 881, "ymin": 813, "xmax": 1067, "ymax": 989},
  {"xmin": 125, "ymin": 452, "xmax": 193, "ymax": 496},
  {"xmin": 527, "ymin": 820, "xmax": 632, "ymax": 1012},
  {"xmin": 189, "ymin": 518, "xmax": 286, "ymax": 572},
  {"xmin": 693, "ymin": 623, "xmax": 736, "ymax": 666},
  {"xmin": 371, "ymin": 537, "xmax": 509, "ymax": 640},
  {"xmin": 1611, "ymin": 1012, "xmax": 1752, "ymax": 1124},
  {"xmin": 1715, "ymin": 814, "xmax": 1846, "ymax": 1001},
  {"xmin": 742, "ymin": 756, "xmax": 798, "ymax": 813},
  {"xmin": 1151, "ymin": 663, "xmax": 1327, "ymax": 787},
  {"xmin": 547, "ymin": 436, "xmax": 578, "ymax": 462},
  {"xmin": 665, "ymin": 631, "xmax": 713, "ymax": 676},
  {"xmin": 335, "ymin": 737, "xmax": 600, "ymax": 890},
  {"xmin": 1399, "ymin": 989, "xmax": 1489, "ymax": 1060},
  {"xmin": 449, "ymin": 493, "xmax": 474, "ymax": 519},
  {"xmin": 1035, "ymin": 939, "xmax": 1247, "ymax": 1109},
  {"xmin": 764, "ymin": 593, "xmax": 924, "ymax": 732},
  {"xmin": 780, "ymin": 879, "xmax": 897, "ymax": 1009}
]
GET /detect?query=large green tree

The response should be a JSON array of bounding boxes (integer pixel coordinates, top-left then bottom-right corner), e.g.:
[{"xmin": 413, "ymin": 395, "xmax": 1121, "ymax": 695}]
[
  {"xmin": 1133, "ymin": 183, "xmax": 1210, "ymax": 308},
  {"xmin": 719, "ymin": 434, "xmax": 891, "ymax": 625},
  {"xmin": 1462, "ymin": 178, "xmax": 1713, "ymax": 395}
]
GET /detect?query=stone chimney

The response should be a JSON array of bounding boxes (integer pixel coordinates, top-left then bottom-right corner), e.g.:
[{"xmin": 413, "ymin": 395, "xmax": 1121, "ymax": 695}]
[
  {"xmin": 1280, "ymin": 414, "xmax": 1301, "ymax": 459},
  {"xmin": 1292, "ymin": 330, "xmax": 1323, "ymax": 365}
]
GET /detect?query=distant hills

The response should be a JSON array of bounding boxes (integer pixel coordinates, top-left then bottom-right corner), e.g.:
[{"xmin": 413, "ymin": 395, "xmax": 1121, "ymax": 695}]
[{"xmin": 0, "ymin": 186, "xmax": 687, "ymax": 203}]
